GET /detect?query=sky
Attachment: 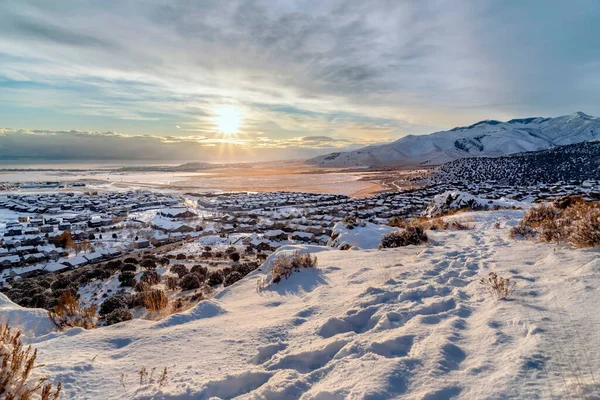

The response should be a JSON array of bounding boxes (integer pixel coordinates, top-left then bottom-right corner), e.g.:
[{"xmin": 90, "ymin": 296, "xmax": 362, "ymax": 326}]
[{"xmin": 0, "ymin": 0, "xmax": 599, "ymax": 162}]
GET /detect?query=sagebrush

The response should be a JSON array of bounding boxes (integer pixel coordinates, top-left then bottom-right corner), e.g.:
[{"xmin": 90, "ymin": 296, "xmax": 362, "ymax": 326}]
[
  {"xmin": 513, "ymin": 198, "xmax": 600, "ymax": 247},
  {"xmin": 0, "ymin": 322, "xmax": 62, "ymax": 400},
  {"xmin": 49, "ymin": 290, "xmax": 97, "ymax": 330},
  {"xmin": 480, "ymin": 272, "xmax": 515, "ymax": 299}
]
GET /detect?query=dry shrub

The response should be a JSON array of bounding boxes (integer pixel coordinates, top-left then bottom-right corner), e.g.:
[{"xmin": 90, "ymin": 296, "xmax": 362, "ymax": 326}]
[
  {"xmin": 165, "ymin": 276, "xmax": 179, "ymax": 291},
  {"xmin": 0, "ymin": 322, "xmax": 62, "ymax": 399},
  {"xmin": 49, "ymin": 291, "xmax": 97, "ymax": 330},
  {"xmin": 566, "ymin": 201, "xmax": 600, "ymax": 248},
  {"xmin": 389, "ymin": 216, "xmax": 469, "ymax": 231},
  {"xmin": 271, "ymin": 251, "xmax": 317, "ymax": 284},
  {"xmin": 515, "ymin": 198, "xmax": 600, "ymax": 247},
  {"xmin": 141, "ymin": 290, "xmax": 169, "ymax": 313},
  {"xmin": 480, "ymin": 272, "xmax": 515, "ymax": 299},
  {"xmin": 521, "ymin": 204, "xmax": 561, "ymax": 228},
  {"xmin": 509, "ymin": 224, "xmax": 536, "ymax": 239},
  {"xmin": 381, "ymin": 227, "xmax": 428, "ymax": 248}
]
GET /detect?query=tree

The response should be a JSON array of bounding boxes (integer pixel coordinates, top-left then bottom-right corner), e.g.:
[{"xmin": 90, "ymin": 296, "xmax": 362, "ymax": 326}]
[
  {"xmin": 229, "ymin": 252, "xmax": 240, "ymax": 262},
  {"xmin": 112, "ymin": 233, "xmax": 118, "ymax": 239}
]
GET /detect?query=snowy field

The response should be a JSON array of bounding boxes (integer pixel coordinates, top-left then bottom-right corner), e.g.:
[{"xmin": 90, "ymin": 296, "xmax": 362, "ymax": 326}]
[{"xmin": 3, "ymin": 209, "xmax": 600, "ymax": 399}]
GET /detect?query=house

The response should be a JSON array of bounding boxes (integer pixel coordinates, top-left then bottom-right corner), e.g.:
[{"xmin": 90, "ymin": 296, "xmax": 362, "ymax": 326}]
[
  {"xmin": 44, "ymin": 262, "xmax": 70, "ymax": 273},
  {"xmin": 83, "ymin": 251, "xmax": 103, "ymax": 263},
  {"xmin": 0, "ymin": 255, "xmax": 20, "ymax": 269},
  {"xmin": 250, "ymin": 239, "xmax": 273, "ymax": 252},
  {"xmin": 40, "ymin": 225, "xmax": 54, "ymax": 233},
  {"xmin": 133, "ymin": 239, "xmax": 150, "ymax": 249},
  {"xmin": 60, "ymin": 254, "xmax": 88, "ymax": 268},
  {"xmin": 291, "ymin": 231, "xmax": 315, "ymax": 242},
  {"xmin": 24, "ymin": 253, "xmax": 46, "ymax": 263},
  {"xmin": 6, "ymin": 228, "xmax": 23, "ymax": 236},
  {"xmin": 150, "ymin": 232, "xmax": 170, "ymax": 246},
  {"xmin": 100, "ymin": 248, "xmax": 121, "ymax": 259},
  {"xmin": 264, "ymin": 229, "xmax": 288, "ymax": 241}
]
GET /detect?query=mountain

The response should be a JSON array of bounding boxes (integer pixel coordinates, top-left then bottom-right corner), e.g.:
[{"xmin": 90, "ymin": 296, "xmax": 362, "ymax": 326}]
[
  {"xmin": 419, "ymin": 140, "xmax": 600, "ymax": 186},
  {"xmin": 307, "ymin": 112, "xmax": 600, "ymax": 167}
]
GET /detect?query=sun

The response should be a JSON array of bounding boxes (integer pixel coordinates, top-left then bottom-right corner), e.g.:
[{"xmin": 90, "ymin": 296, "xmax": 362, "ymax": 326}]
[{"xmin": 215, "ymin": 106, "xmax": 242, "ymax": 134}]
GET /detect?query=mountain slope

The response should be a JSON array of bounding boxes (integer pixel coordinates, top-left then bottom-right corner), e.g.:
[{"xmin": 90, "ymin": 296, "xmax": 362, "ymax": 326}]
[
  {"xmin": 307, "ymin": 112, "xmax": 600, "ymax": 167},
  {"xmin": 421, "ymin": 140, "xmax": 600, "ymax": 185}
]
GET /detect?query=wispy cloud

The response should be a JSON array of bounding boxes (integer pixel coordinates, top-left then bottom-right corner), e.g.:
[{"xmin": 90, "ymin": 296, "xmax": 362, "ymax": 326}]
[{"xmin": 0, "ymin": 0, "xmax": 598, "ymax": 161}]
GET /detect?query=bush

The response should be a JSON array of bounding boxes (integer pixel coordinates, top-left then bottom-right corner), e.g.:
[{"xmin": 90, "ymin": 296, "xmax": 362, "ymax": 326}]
[
  {"xmin": 99, "ymin": 294, "xmax": 130, "ymax": 316},
  {"xmin": 480, "ymin": 272, "xmax": 515, "ymax": 299},
  {"xmin": 141, "ymin": 289, "xmax": 168, "ymax": 312},
  {"xmin": 381, "ymin": 227, "xmax": 428, "ymax": 248},
  {"xmin": 104, "ymin": 259, "xmax": 122, "ymax": 273},
  {"xmin": 269, "ymin": 252, "xmax": 317, "ymax": 284},
  {"xmin": 124, "ymin": 257, "xmax": 138, "ymax": 264},
  {"xmin": 225, "ymin": 246, "xmax": 236, "ymax": 255},
  {"xmin": 342, "ymin": 215, "xmax": 360, "ymax": 229},
  {"xmin": 229, "ymin": 252, "xmax": 240, "ymax": 262},
  {"xmin": 170, "ymin": 264, "xmax": 188, "ymax": 278},
  {"xmin": 232, "ymin": 262, "xmax": 259, "ymax": 277},
  {"xmin": 159, "ymin": 257, "xmax": 170, "ymax": 266},
  {"xmin": 118, "ymin": 271, "xmax": 136, "ymax": 287},
  {"xmin": 515, "ymin": 198, "xmax": 600, "ymax": 247},
  {"xmin": 207, "ymin": 270, "xmax": 224, "ymax": 286},
  {"xmin": 176, "ymin": 253, "xmax": 187, "ymax": 260},
  {"xmin": 165, "ymin": 276, "xmax": 179, "ymax": 291},
  {"xmin": 190, "ymin": 265, "xmax": 208, "ymax": 280},
  {"xmin": 570, "ymin": 207, "xmax": 600, "ymax": 247},
  {"xmin": 180, "ymin": 273, "xmax": 202, "ymax": 291},
  {"xmin": 0, "ymin": 322, "xmax": 62, "ymax": 399},
  {"xmin": 140, "ymin": 259, "xmax": 157, "ymax": 270},
  {"xmin": 49, "ymin": 291, "xmax": 97, "ymax": 330},
  {"xmin": 105, "ymin": 308, "xmax": 133, "ymax": 326},
  {"xmin": 509, "ymin": 224, "xmax": 536, "ymax": 239},
  {"xmin": 224, "ymin": 271, "xmax": 243, "ymax": 287},
  {"xmin": 140, "ymin": 270, "xmax": 161, "ymax": 286},
  {"xmin": 121, "ymin": 263, "xmax": 137, "ymax": 273},
  {"xmin": 50, "ymin": 276, "xmax": 72, "ymax": 291}
]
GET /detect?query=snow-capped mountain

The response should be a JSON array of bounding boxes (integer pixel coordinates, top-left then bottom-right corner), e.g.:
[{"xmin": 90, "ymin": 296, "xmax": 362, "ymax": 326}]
[{"xmin": 307, "ymin": 112, "xmax": 600, "ymax": 167}]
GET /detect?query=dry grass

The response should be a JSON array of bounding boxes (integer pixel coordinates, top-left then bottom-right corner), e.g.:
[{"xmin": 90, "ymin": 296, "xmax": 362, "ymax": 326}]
[
  {"xmin": 389, "ymin": 216, "xmax": 470, "ymax": 231},
  {"xmin": 0, "ymin": 322, "xmax": 62, "ymax": 400},
  {"xmin": 381, "ymin": 227, "xmax": 428, "ymax": 248},
  {"xmin": 142, "ymin": 290, "xmax": 169, "ymax": 313},
  {"xmin": 513, "ymin": 198, "xmax": 600, "ymax": 247},
  {"xmin": 270, "ymin": 252, "xmax": 318, "ymax": 284},
  {"xmin": 480, "ymin": 272, "xmax": 515, "ymax": 299},
  {"xmin": 49, "ymin": 291, "xmax": 97, "ymax": 330}
]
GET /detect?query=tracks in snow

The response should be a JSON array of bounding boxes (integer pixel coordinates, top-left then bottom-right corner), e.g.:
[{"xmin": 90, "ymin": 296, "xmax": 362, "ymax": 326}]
[{"xmin": 196, "ymin": 230, "xmax": 498, "ymax": 399}]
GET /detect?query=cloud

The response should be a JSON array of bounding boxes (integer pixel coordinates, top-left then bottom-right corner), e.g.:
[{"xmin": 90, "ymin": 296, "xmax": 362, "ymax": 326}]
[
  {"xmin": 0, "ymin": 0, "xmax": 598, "ymax": 161},
  {"xmin": 0, "ymin": 128, "xmax": 371, "ymax": 162}
]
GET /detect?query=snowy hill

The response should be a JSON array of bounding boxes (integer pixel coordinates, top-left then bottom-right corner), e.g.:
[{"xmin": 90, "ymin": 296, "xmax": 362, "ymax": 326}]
[
  {"xmin": 422, "ymin": 140, "xmax": 600, "ymax": 186},
  {"xmin": 307, "ymin": 112, "xmax": 600, "ymax": 167},
  {"xmin": 11, "ymin": 210, "xmax": 600, "ymax": 399}
]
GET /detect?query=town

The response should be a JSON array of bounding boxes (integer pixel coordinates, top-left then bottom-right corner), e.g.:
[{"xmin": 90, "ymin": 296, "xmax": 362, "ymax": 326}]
[{"xmin": 1, "ymin": 178, "xmax": 599, "ymax": 283}]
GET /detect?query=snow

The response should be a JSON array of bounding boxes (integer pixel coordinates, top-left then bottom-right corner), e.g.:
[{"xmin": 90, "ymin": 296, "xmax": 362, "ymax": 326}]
[
  {"xmin": 4, "ymin": 209, "xmax": 600, "ymax": 399},
  {"xmin": 309, "ymin": 112, "xmax": 600, "ymax": 167},
  {"xmin": 328, "ymin": 222, "xmax": 397, "ymax": 249},
  {"xmin": 0, "ymin": 293, "xmax": 55, "ymax": 337},
  {"xmin": 424, "ymin": 190, "xmax": 524, "ymax": 217}
]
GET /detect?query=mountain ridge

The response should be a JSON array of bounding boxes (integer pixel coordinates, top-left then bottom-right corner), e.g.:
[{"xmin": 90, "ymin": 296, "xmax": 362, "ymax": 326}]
[{"xmin": 307, "ymin": 112, "xmax": 600, "ymax": 167}]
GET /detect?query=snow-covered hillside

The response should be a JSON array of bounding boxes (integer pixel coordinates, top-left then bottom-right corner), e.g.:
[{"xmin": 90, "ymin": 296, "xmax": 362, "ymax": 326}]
[
  {"xmin": 10, "ymin": 209, "xmax": 600, "ymax": 399},
  {"xmin": 308, "ymin": 112, "xmax": 600, "ymax": 167},
  {"xmin": 420, "ymin": 140, "xmax": 600, "ymax": 186}
]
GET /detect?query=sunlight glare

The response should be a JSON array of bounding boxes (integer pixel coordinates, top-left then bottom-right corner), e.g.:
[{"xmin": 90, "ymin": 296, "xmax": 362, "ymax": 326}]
[{"xmin": 216, "ymin": 106, "xmax": 242, "ymax": 134}]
